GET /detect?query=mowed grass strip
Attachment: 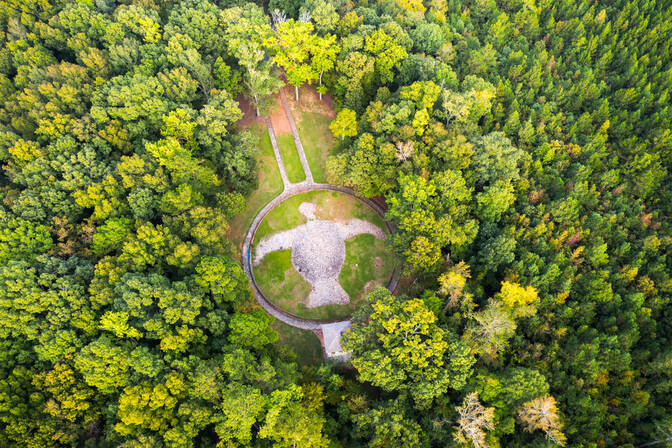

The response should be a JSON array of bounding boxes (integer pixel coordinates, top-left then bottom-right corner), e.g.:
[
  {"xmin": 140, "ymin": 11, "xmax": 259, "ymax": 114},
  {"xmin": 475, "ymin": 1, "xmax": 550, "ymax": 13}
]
[
  {"xmin": 228, "ymin": 123, "xmax": 283, "ymax": 253},
  {"xmin": 295, "ymin": 111, "xmax": 335, "ymax": 184},
  {"xmin": 285, "ymin": 85, "xmax": 337, "ymax": 184},
  {"xmin": 276, "ymin": 133, "xmax": 305, "ymax": 183}
]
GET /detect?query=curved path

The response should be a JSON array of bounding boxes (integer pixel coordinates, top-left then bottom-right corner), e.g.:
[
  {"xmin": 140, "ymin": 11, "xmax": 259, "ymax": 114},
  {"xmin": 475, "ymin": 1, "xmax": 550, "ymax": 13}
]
[
  {"xmin": 242, "ymin": 183, "xmax": 398, "ymax": 329},
  {"xmin": 243, "ymin": 91, "xmax": 398, "ymax": 357}
]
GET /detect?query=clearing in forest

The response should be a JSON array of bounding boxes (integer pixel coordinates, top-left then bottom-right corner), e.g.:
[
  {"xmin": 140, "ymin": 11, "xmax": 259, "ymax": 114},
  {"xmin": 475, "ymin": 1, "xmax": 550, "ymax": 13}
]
[{"xmin": 252, "ymin": 190, "xmax": 397, "ymax": 321}]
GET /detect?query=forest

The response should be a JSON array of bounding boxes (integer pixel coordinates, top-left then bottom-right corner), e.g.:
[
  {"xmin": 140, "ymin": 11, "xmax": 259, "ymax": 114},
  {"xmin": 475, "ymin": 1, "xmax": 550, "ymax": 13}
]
[{"xmin": 0, "ymin": 0, "xmax": 671, "ymax": 447}]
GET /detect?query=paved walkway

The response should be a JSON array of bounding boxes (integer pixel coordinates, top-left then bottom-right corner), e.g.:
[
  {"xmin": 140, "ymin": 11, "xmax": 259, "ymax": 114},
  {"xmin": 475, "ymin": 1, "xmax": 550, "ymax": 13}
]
[
  {"xmin": 263, "ymin": 117, "xmax": 291, "ymax": 189},
  {"xmin": 242, "ymin": 91, "xmax": 399, "ymax": 358}
]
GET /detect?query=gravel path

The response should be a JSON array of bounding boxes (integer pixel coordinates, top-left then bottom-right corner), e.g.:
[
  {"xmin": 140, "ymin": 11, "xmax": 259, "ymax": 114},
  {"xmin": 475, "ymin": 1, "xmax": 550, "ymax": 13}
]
[{"xmin": 264, "ymin": 116, "xmax": 291, "ymax": 189}]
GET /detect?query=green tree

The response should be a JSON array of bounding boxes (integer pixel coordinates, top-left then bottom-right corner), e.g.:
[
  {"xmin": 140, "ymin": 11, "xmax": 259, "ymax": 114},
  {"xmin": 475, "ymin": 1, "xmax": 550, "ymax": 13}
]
[
  {"xmin": 364, "ymin": 30, "xmax": 407, "ymax": 83},
  {"xmin": 259, "ymin": 384, "xmax": 329, "ymax": 448},
  {"xmin": 329, "ymin": 108, "xmax": 357, "ymax": 141},
  {"xmin": 353, "ymin": 400, "xmax": 425, "ymax": 448},
  {"xmin": 309, "ymin": 33, "xmax": 340, "ymax": 100},
  {"xmin": 267, "ymin": 19, "xmax": 316, "ymax": 101},
  {"xmin": 343, "ymin": 288, "xmax": 474, "ymax": 407},
  {"xmin": 228, "ymin": 311, "xmax": 278, "ymax": 350}
]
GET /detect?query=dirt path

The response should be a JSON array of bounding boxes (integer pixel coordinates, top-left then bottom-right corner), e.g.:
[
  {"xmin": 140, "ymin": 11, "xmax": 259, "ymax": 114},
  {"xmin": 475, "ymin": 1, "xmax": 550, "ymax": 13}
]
[{"xmin": 268, "ymin": 93, "xmax": 292, "ymax": 135}]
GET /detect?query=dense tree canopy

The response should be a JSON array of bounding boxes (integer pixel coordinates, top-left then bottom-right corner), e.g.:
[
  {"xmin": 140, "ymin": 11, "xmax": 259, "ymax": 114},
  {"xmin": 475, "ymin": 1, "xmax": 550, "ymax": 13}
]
[{"xmin": 1, "ymin": 0, "xmax": 671, "ymax": 447}]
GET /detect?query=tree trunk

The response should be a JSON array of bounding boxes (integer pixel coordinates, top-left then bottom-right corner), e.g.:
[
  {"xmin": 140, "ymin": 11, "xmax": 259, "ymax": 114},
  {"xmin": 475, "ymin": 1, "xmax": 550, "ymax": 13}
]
[
  {"xmin": 295, "ymin": 85, "xmax": 299, "ymax": 101},
  {"xmin": 319, "ymin": 71, "xmax": 324, "ymax": 101}
]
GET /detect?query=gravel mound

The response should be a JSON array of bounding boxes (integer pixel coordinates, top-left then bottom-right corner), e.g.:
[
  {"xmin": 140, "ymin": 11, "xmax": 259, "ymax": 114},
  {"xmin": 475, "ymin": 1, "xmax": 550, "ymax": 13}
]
[{"xmin": 254, "ymin": 202, "xmax": 386, "ymax": 308}]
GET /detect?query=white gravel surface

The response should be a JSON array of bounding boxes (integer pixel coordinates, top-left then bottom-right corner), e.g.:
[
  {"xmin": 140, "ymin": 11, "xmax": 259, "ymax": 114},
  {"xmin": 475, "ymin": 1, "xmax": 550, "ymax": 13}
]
[{"xmin": 254, "ymin": 202, "xmax": 386, "ymax": 307}]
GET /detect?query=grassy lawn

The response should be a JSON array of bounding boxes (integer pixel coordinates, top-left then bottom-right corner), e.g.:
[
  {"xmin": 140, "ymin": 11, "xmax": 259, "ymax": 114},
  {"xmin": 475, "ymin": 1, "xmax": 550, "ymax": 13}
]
[
  {"xmin": 272, "ymin": 319, "xmax": 323, "ymax": 366},
  {"xmin": 340, "ymin": 234, "xmax": 397, "ymax": 301},
  {"xmin": 255, "ymin": 190, "xmax": 386, "ymax": 241},
  {"xmin": 228, "ymin": 123, "xmax": 284, "ymax": 254},
  {"xmin": 252, "ymin": 190, "xmax": 397, "ymax": 321},
  {"xmin": 255, "ymin": 249, "xmax": 312, "ymax": 305},
  {"xmin": 295, "ymin": 111, "xmax": 335, "ymax": 183},
  {"xmin": 285, "ymin": 85, "xmax": 337, "ymax": 184},
  {"xmin": 276, "ymin": 133, "xmax": 306, "ymax": 183}
]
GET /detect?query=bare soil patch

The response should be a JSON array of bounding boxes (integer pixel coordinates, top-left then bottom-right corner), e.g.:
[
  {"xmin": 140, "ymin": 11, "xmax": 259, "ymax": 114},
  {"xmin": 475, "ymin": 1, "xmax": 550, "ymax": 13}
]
[
  {"xmin": 284, "ymin": 84, "xmax": 337, "ymax": 118},
  {"xmin": 236, "ymin": 95, "xmax": 263, "ymax": 128},
  {"xmin": 268, "ymin": 93, "xmax": 292, "ymax": 135}
]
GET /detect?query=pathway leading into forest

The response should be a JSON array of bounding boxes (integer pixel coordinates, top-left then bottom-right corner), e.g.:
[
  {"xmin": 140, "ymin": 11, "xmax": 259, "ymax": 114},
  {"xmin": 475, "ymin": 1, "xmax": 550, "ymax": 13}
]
[{"xmin": 244, "ymin": 89, "xmax": 398, "ymax": 359}]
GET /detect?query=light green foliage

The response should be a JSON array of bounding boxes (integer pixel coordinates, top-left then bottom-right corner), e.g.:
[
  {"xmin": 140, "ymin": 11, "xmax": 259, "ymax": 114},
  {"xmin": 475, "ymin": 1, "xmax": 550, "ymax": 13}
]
[
  {"xmin": 343, "ymin": 288, "xmax": 474, "ymax": 407},
  {"xmin": 364, "ymin": 30, "xmax": 407, "ymax": 83},
  {"xmin": 266, "ymin": 19, "xmax": 316, "ymax": 100},
  {"xmin": 227, "ymin": 311, "xmax": 278, "ymax": 350},
  {"xmin": 196, "ymin": 91, "xmax": 243, "ymax": 144},
  {"xmin": 146, "ymin": 138, "xmax": 219, "ymax": 191},
  {"xmin": 0, "ymin": 257, "xmax": 94, "ymax": 362},
  {"xmin": 259, "ymin": 384, "xmax": 328, "ymax": 448},
  {"xmin": 115, "ymin": 5, "xmax": 162, "ymax": 43},
  {"xmin": 222, "ymin": 4, "xmax": 280, "ymax": 115},
  {"xmin": 114, "ymin": 375, "xmax": 184, "ymax": 437},
  {"xmin": 412, "ymin": 22, "xmax": 444, "ymax": 54},
  {"xmin": 476, "ymin": 182, "xmax": 515, "ymax": 222},
  {"xmin": 0, "ymin": 217, "xmax": 52, "ymax": 263},
  {"xmin": 92, "ymin": 217, "xmax": 133, "ymax": 256},
  {"xmin": 329, "ymin": 108, "xmax": 357, "ymax": 140},
  {"xmin": 216, "ymin": 383, "xmax": 267, "ymax": 446},
  {"xmin": 75, "ymin": 337, "xmax": 132, "ymax": 394},
  {"xmin": 472, "ymin": 132, "xmax": 524, "ymax": 186},
  {"xmin": 195, "ymin": 256, "xmax": 250, "ymax": 304},
  {"xmin": 310, "ymin": 33, "xmax": 340, "ymax": 96},
  {"xmin": 108, "ymin": 273, "xmax": 208, "ymax": 353},
  {"xmin": 353, "ymin": 400, "xmax": 424, "ymax": 448},
  {"xmin": 387, "ymin": 171, "xmax": 478, "ymax": 272},
  {"xmin": 474, "ymin": 368, "xmax": 550, "ymax": 436}
]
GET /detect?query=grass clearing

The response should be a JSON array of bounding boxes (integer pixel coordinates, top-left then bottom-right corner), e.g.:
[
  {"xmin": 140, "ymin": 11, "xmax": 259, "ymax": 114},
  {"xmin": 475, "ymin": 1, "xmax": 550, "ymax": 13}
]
[
  {"xmin": 285, "ymin": 85, "xmax": 337, "ymax": 184},
  {"xmin": 228, "ymin": 123, "xmax": 284, "ymax": 254},
  {"xmin": 276, "ymin": 133, "xmax": 305, "ymax": 183},
  {"xmin": 255, "ymin": 249, "xmax": 312, "ymax": 307},
  {"xmin": 295, "ymin": 111, "xmax": 336, "ymax": 183},
  {"xmin": 272, "ymin": 319, "xmax": 323, "ymax": 366},
  {"xmin": 253, "ymin": 190, "xmax": 397, "ymax": 321},
  {"xmin": 340, "ymin": 234, "xmax": 397, "ymax": 300},
  {"xmin": 255, "ymin": 190, "xmax": 386, "ymax": 241}
]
